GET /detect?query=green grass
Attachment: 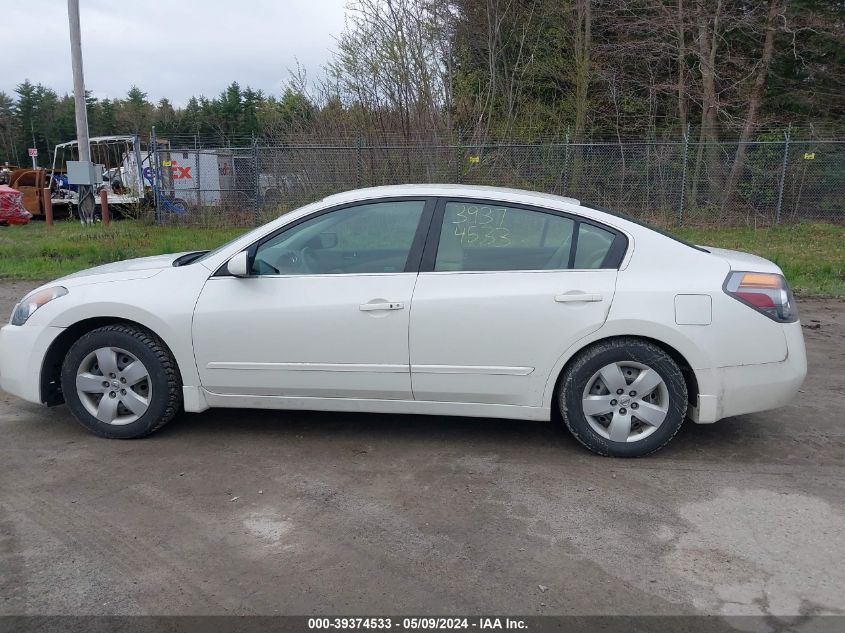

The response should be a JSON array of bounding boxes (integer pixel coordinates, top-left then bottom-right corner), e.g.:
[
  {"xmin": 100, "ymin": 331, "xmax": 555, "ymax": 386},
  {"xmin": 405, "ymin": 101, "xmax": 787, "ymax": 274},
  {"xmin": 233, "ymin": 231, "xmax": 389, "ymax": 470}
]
[
  {"xmin": 0, "ymin": 221, "xmax": 244, "ymax": 281},
  {"xmin": 676, "ymin": 223, "xmax": 845, "ymax": 297},
  {"xmin": 1, "ymin": 219, "xmax": 842, "ymax": 297}
]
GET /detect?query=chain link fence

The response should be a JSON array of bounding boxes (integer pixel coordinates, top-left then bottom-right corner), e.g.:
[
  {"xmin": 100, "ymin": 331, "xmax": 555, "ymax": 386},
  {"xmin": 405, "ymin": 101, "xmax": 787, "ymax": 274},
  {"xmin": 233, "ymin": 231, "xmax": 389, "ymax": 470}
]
[{"xmin": 148, "ymin": 135, "xmax": 843, "ymax": 228}]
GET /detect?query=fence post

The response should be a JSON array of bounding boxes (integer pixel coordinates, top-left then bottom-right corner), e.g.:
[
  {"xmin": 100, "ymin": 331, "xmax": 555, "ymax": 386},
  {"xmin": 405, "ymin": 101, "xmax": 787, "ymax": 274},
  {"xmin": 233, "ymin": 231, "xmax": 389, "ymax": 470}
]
[
  {"xmin": 455, "ymin": 130, "xmax": 463, "ymax": 184},
  {"xmin": 150, "ymin": 126, "xmax": 161, "ymax": 224},
  {"xmin": 678, "ymin": 123, "xmax": 689, "ymax": 224},
  {"xmin": 775, "ymin": 126, "xmax": 791, "ymax": 226},
  {"xmin": 195, "ymin": 147, "xmax": 201, "ymax": 206},
  {"xmin": 99, "ymin": 189, "xmax": 110, "ymax": 225},
  {"xmin": 253, "ymin": 139, "xmax": 260, "ymax": 227},
  {"xmin": 42, "ymin": 188, "xmax": 53, "ymax": 225},
  {"xmin": 678, "ymin": 122, "xmax": 690, "ymax": 224},
  {"xmin": 355, "ymin": 133, "xmax": 363, "ymax": 188},
  {"xmin": 133, "ymin": 135, "xmax": 144, "ymax": 216},
  {"xmin": 562, "ymin": 127, "xmax": 571, "ymax": 194}
]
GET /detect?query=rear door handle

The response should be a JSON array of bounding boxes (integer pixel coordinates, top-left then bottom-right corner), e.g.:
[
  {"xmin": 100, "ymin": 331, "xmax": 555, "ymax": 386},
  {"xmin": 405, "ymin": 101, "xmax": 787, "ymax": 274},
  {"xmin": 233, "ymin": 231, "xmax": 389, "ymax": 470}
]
[
  {"xmin": 359, "ymin": 301, "xmax": 405, "ymax": 311},
  {"xmin": 555, "ymin": 293, "xmax": 603, "ymax": 303}
]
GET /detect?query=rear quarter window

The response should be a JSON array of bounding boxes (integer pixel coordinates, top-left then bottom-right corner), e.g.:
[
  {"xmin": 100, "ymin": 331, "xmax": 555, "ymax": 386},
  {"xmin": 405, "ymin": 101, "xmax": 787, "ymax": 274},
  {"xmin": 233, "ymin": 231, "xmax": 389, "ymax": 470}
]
[{"xmin": 574, "ymin": 223, "xmax": 616, "ymax": 269}]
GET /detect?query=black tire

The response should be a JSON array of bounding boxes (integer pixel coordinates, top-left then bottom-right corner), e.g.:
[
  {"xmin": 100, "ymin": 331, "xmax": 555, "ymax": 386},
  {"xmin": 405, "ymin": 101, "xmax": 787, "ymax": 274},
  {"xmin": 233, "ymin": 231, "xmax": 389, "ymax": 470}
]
[
  {"xmin": 60, "ymin": 324, "xmax": 182, "ymax": 439},
  {"xmin": 559, "ymin": 338, "xmax": 687, "ymax": 457}
]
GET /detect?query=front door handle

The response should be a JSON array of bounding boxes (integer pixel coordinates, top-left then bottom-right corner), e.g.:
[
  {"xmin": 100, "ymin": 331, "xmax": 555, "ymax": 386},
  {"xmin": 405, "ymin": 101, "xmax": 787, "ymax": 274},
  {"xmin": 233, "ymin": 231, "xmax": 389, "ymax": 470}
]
[
  {"xmin": 555, "ymin": 293, "xmax": 603, "ymax": 303},
  {"xmin": 359, "ymin": 301, "xmax": 405, "ymax": 311}
]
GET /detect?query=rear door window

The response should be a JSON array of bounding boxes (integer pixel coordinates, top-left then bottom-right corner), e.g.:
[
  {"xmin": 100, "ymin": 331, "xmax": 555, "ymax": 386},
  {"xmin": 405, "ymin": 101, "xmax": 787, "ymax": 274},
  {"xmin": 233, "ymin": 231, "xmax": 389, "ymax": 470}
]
[{"xmin": 433, "ymin": 201, "xmax": 621, "ymax": 271}]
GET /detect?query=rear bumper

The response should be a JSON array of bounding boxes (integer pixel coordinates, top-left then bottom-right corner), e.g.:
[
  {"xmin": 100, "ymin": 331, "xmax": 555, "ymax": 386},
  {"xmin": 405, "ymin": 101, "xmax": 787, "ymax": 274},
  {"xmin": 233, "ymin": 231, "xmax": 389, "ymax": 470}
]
[
  {"xmin": 691, "ymin": 321, "xmax": 807, "ymax": 423},
  {"xmin": 0, "ymin": 324, "xmax": 65, "ymax": 405}
]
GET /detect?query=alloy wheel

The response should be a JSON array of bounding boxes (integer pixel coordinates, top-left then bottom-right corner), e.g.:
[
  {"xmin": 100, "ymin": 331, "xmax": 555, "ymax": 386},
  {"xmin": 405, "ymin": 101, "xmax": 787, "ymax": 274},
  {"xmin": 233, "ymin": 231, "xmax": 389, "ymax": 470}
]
[
  {"xmin": 75, "ymin": 346, "xmax": 152, "ymax": 425},
  {"xmin": 581, "ymin": 361, "xmax": 669, "ymax": 443}
]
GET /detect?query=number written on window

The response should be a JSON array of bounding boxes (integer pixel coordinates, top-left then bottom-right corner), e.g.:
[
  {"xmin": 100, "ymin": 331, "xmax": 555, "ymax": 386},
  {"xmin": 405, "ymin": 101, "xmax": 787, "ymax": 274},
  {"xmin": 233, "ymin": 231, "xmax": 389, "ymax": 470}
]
[{"xmin": 451, "ymin": 204, "xmax": 511, "ymax": 247}]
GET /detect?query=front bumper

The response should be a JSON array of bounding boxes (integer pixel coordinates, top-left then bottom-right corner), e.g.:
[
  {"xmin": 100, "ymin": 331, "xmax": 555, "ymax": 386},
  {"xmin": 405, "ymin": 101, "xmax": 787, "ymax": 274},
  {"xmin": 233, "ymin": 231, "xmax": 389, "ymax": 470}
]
[
  {"xmin": 691, "ymin": 321, "xmax": 807, "ymax": 423},
  {"xmin": 0, "ymin": 324, "xmax": 65, "ymax": 405}
]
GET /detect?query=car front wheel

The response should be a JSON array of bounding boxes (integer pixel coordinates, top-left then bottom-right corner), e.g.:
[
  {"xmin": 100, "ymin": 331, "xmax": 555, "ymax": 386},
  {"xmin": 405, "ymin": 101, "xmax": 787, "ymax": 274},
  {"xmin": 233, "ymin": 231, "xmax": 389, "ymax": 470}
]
[
  {"xmin": 559, "ymin": 338, "xmax": 688, "ymax": 457},
  {"xmin": 60, "ymin": 324, "xmax": 182, "ymax": 438}
]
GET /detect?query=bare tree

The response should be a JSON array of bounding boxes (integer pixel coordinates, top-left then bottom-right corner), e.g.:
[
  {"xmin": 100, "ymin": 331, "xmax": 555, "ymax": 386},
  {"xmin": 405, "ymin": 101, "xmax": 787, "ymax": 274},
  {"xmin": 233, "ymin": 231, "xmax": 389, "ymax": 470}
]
[
  {"xmin": 676, "ymin": 0, "xmax": 687, "ymax": 132},
  {"xmin": 573, "ymin": 0, "xmax": 592, "ymax": 142},
  {"xmin": 323, "ymin": 0, "xmax": 453, "ymax": 143},
  {"xmin": 690, "ymin": 0, "xmax": 723, "ymax": 205},
  {"xmin": 722, "ymin": 0, "xmax": 784, "ymax": 209}
]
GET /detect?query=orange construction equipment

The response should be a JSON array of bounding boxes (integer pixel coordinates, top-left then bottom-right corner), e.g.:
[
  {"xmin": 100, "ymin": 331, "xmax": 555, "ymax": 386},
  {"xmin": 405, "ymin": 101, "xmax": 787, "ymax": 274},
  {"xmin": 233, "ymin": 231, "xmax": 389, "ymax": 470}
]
[{"xmin": 7, "ymin": 168, "xmax": 51, "ymax": 217}]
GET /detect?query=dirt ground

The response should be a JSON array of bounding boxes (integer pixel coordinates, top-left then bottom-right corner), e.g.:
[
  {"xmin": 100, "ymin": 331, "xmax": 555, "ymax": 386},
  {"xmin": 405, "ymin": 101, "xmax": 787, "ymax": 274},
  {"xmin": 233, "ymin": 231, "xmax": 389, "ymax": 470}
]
[{"xmin": 0, "ymin": 280, "xmax": 843, "ymax": 618}]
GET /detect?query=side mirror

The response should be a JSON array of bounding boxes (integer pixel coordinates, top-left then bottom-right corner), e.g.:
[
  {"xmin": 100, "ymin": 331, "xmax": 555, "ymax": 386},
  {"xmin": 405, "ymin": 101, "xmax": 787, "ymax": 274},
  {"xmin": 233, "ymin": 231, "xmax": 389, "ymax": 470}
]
[
  {"xmin": 227, "ymin": 250, "xmax": 250, "ymax": 277},
  {"xmin": 318, "ymin": 232, "xmax": 338, "ymax": 249}
]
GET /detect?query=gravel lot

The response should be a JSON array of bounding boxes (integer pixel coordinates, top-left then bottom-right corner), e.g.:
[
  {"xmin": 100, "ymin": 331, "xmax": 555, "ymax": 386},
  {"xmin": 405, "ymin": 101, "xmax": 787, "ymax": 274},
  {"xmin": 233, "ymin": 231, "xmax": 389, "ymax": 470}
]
[{"xmin": 1, "ymin": 280, "xmax": 843, "ymax": 617}]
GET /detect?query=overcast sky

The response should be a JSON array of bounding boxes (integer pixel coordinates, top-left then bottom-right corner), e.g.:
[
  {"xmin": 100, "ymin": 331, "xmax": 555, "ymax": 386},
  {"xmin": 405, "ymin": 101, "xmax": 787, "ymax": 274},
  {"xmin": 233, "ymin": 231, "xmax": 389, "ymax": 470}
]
[{"xmin": 3, "ymin": 0, "xmax": 348, "ymax": 105}]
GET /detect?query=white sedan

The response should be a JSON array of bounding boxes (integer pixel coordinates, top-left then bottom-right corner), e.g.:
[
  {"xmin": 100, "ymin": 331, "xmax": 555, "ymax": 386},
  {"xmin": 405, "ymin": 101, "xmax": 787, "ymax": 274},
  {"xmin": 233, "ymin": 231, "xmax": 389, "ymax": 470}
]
[{"xmin": 0, "ymin": 185, "xmax": 807, "ymax": 457}]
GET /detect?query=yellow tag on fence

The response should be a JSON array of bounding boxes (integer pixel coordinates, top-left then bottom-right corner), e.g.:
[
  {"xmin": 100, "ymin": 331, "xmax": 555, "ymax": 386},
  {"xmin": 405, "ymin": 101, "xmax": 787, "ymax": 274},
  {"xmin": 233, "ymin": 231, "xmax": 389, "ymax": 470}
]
[
  {"xmin": 468, "ymin": 155, "xmax": 480, "ymax": 164},
  {"xmin": 803, "ymin": 152, "xmax": 815, "ymax": 160},
  {"xmin": 162, "ymin": 160, "xmax": 172, "ymax": 166}
]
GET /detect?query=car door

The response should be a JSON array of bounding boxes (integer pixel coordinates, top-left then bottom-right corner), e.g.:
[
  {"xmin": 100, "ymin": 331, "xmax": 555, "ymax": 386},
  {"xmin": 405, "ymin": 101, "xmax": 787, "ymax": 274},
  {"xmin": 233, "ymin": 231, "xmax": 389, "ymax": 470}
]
[
  {"xmin": 409, "ymin": 198, "xmax": 627, "ymax": 407},
  {"xmin": 193, "ymin": 198, "xmax": 434, "ymax": 400}
]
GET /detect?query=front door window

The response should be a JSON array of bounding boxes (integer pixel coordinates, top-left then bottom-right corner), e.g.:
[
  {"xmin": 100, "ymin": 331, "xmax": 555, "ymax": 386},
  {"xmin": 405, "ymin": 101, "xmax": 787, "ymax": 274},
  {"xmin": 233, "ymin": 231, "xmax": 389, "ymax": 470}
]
[{"xmin": 253, "ymin": 200, "xmax": 426, "ymax": 275}]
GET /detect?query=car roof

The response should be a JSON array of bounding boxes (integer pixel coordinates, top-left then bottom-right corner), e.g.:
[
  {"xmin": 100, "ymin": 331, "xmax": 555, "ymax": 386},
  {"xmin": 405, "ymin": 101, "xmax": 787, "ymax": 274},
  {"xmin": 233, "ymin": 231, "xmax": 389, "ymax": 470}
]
[{"xmin": 321, "ymin": 184, "xmax": 581, "ymax": 208}]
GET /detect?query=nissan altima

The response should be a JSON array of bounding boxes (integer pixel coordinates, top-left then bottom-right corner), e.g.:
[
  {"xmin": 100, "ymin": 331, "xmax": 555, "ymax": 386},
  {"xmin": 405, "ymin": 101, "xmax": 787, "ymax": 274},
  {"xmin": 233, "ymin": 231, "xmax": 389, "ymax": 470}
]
[{"xmin": 0, "ymin": 185, "xmax": 807, "ymax": 456}]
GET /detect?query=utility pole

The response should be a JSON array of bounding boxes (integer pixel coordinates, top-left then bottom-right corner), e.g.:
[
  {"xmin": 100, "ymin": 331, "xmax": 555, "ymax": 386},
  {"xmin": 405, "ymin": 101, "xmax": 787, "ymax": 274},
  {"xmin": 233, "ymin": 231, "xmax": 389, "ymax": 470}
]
[{"xmin": 67, "ymin": 0, "xmax": 95, "ymax": 224}]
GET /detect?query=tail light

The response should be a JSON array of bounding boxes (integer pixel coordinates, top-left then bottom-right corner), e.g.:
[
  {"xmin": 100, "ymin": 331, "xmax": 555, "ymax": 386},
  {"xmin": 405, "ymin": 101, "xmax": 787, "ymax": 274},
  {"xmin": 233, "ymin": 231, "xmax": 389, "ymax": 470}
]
[{"xmin": 724, "ymin": 271, "xmax": 797, "ymax": 323}]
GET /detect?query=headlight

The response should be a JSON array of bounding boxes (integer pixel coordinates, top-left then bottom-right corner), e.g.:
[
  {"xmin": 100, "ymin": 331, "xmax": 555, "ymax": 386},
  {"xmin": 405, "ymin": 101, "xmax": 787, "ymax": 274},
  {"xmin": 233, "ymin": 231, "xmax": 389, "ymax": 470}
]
[{"xmin": 10, "ymin": 286, "xmax": 68, "ymax": 326}]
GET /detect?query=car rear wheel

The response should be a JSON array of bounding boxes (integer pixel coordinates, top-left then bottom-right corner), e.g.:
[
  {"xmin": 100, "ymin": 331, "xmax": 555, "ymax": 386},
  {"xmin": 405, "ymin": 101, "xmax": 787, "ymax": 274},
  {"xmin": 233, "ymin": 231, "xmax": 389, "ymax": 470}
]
[
  {"xmin": 559, "ymin": 338, "xmax": 687, "ymax": 457},
  {"xmin": 60, "ymin": 324, "xmax": 182, "ymax": 439}
]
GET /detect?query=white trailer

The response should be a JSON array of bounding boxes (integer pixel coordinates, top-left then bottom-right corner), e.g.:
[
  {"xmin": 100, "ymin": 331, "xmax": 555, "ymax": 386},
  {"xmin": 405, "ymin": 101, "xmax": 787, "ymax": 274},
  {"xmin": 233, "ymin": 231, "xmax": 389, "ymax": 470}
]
[
  {"xmin": 146, "ymin": 148, "xmax": 236, "ymax": 206},
  {"xmin": 50, "ymin": 135, "xmax": 145, "ymax": 210}
]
